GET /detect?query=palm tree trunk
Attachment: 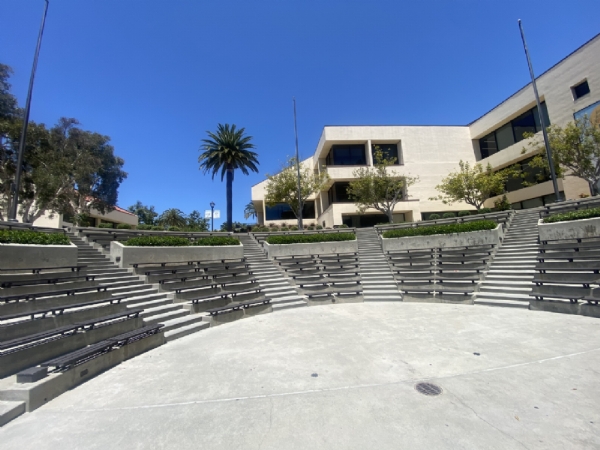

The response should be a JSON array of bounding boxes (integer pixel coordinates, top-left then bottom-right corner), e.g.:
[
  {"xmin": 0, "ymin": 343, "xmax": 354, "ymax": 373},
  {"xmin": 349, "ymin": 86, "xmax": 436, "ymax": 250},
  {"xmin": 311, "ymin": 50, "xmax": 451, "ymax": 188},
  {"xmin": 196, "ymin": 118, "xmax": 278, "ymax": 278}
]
[{"xmin": 226, "ymin": 165, "xmax": 233, "ymax": 232}]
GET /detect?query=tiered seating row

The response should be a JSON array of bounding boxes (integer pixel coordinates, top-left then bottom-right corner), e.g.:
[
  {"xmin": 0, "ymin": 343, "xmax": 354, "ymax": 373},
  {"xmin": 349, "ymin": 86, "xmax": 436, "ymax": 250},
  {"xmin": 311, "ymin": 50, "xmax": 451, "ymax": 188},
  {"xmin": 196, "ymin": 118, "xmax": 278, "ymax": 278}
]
[
  {"xmin": 530, "ymin": 237, "xmax": 600, "ymax": 305},
  {"xmin": 538, "ymin": 196, "xmax": 600, "ymax": 218},
  {"xmin": 276, "ymin": 253, "xmax": 362, "ymax": 301},
  {"xmin": 387, "ymin": 245, "xmax": 495, "ymax": 300}
]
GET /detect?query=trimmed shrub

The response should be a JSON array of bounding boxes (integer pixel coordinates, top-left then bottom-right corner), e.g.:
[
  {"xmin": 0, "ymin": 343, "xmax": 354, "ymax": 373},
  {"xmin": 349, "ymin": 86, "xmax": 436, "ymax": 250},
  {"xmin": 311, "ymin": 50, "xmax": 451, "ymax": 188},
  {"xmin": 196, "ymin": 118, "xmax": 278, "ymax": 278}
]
[
  {"xmin": 192, "ymin": 237, "xmax": 240, "ymax": 246},
  {"xmin": 544, "ymin": 207, "xmax": 600, "ymax": 224},
  {"xmin": 137, "ymin": 224, "xmax": 153, "ymax": 230},
  {"xmin": 116, "ymin": 223, "xmax": 132, "ymax": 229},
  {"xmin": 151, "ymin": 226, "xmax": 164, "ymax": 231},
  {"xmin": 98, "ymin": 223, "xmax": 113, "ymax": 228},
  {"xmin": 168, "ymin": 226, "xmax": 181, "ymax": 232},
  {"xmin": 382, "ymin": 220, "xmax": 497, "ymax": 239},
  {"xmin": 0, "ymin": 230, "xmax": 71, "ymax": 245},
  {"xmin": 290, "ymin": 226, "xmax": 299, "ymax": 231},
  {"xmin": 280, "ymin": 227, "xmax": 289, "ymax": 231},
  {"xmin": 266, "ymin": 232, "xmax": 355, "ymax": 245},
  {"xmin": 478, "ymin": 208, "xmax": 492, "ymax": 214},
  {"xmin": 124, "ymin": 236, "xmax": 190, "ymax": 246},
  {"xmin": 458, "ymin": 211, "xmax": 471, "ymax": 217},
  {"xmin": 442, "ymin": 212, "xmax": 456, "ymax": 219},
  {"xmin": 316, "ymin": 225, "xmax": 323, "ymax": 230},
  {"xmin": 339, "ymin": 224, "xmax": 349, "ymax": 228},
  {"xmin": 428, "ymin": 213, "xmax": 441, "ymax": 220},
  {"xmin": 494, "ymin": 194, "xmax": 511, "ymax": 211}
]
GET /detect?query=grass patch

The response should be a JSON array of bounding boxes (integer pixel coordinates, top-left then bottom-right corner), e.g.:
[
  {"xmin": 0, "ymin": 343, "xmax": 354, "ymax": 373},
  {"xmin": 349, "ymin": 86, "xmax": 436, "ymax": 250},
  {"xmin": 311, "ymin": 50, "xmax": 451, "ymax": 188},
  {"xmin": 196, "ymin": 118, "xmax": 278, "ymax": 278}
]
[
  {"xmin": 266, "ymin": 233, "xmax": 355, "ymax": 245},
  {"xmin": 0, "ymin": 230, "xmax": 71, "ymax": 245},
  {"xmin": 543, "ymin": 207, "xmax": 600, "ymax": 223},
  {"xmin": 192, "ymin": 237, "xmax": 240, "ymax": 246},
  {"xmin": 382, "ymin": 220, "xmax": 497, "ymax": 239}
]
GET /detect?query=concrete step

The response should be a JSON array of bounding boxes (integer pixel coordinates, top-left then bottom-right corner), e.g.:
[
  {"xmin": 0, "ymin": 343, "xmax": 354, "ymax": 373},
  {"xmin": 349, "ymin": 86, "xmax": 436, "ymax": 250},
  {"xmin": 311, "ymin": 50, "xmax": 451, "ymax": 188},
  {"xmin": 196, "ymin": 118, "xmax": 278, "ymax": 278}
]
[
  {"xmin": 160, "ymin": 313, "xmax": 205, "ymax": 332},
  {"xmin": 0, "ymin": 400, "xmax": 26, "ymax": 427},
  {"xmin": 272, "ymin": 300, "xmax": 307, "ymax": 311},
  {"xmin": 475, "ymin": 298, "xmax": 530, "ymax": 309},
  {"xmin": 164, "ymin": 320, "xmax": 211, "ymax": 342},
  {"xmin": 143, "ymin": 308, "xmax": 189, "ymax": 325},
  {"xmin": 139, "ymin": 303, "xmax": 183, "ymax": 318},
  {"xmin": 474, "ymin": 291, "xmax": 531, "ymax": 300},
  {"xmin": 127, "ymin": 296, "xmax": 172, "ymax": 309}
]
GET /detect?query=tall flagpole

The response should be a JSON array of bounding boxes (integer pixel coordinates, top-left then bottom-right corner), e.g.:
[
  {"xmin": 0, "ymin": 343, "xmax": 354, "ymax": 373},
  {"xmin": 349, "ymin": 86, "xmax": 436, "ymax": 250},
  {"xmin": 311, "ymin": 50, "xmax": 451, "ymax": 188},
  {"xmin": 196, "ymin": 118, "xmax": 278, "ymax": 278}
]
[
  {"xmin": 293, "ymin": 98, "xmax": 303, "ymax": 230},
  {"xmin": 9, "ymin": 0, "xmax": 50, "ymax": 221},
  {"xmin": 518, "ymin": 19, "xmax": 562, "ymax": 203}
]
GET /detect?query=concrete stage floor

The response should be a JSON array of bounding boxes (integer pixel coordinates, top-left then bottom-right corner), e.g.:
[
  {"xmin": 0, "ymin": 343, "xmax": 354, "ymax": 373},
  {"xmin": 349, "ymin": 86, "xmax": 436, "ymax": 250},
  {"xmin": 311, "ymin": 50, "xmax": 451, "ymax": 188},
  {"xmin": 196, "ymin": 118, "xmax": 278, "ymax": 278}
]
[{"xmin": 1, "ymin": 303, "xmax": 600, "ymax": 449}]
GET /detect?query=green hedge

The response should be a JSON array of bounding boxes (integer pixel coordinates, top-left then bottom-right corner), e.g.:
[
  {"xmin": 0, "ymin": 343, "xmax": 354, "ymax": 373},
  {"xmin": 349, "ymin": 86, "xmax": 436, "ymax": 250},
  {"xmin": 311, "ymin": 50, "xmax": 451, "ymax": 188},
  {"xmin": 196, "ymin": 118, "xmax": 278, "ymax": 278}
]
[
  {"xmin": 117, "ymin": 223, "xmax": 132, "ymax": 229},
  {"xmin": 382, "ymin": 220, "xmax": 497, "ymax": 239},
  {"xmin": 458, "ymin": 211, "xmax": 471, "ymax": 217},
  {"xmin": 544, "ymin": 207, "xmax": 600, "ymax": 224},
  {"xmin": 0, "ymin": 230, "xmax": 71, "ymax": 245},
  {"xmin": 478, "ymin": 208, "xmax": 492, "ymax": 214},
  {"xmin": 137, "ymin": 224, "xmax": 153, "ymax": 230},
  {"xmin": 192, "ymin": 237, "xmax": 240, "ymax": 246},
  {"xmin": 442, "ymin": 212, "xmax": 456, "ymax": 219},
  {"xmin": 124, "ymin": 236, "xmax": 190, "ymax": 246},
  {"xmin": 266, "ymin": 233, "xmax": 355, "ymax": 245},
  {"xmin": 98, "ymin": 223, "xmax": 113, "ymax": 228}
]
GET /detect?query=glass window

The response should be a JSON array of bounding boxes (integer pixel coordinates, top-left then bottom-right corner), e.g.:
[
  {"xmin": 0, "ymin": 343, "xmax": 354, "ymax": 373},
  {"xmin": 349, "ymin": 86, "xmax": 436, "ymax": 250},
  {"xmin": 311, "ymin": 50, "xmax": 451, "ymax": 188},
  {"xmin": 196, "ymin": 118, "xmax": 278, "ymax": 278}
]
[
  {"xmin": 326, "ymin": 144, "xmax": 366, "ymax": 165},
  {"xmin": 265, "ymin": 201, "xmax": 316, "ymax": 220},
  {"xmin": 479, "ymin": 133, "xmax": 497, "ymax": 159},
  {"xmin": 512, "ymin": 110, "xmax": 537, "ymax": 142},
  {"xmin": 328, "ymin": 182, "xmax": 352, "ymax": 203},
  {"xmin": 532, "ymin": 102, "xmax": 551, "ymax": 130},
  {"xmin": 573, "ymin": 80, "xmax": 590, "ymax": 100},
  {"xmin": 495, "ymin": 123, "xmax": 515, "ymax": 151},
  {"xmin": 372, "ymin": 144, "xmax": 400, "ymax": 165}
]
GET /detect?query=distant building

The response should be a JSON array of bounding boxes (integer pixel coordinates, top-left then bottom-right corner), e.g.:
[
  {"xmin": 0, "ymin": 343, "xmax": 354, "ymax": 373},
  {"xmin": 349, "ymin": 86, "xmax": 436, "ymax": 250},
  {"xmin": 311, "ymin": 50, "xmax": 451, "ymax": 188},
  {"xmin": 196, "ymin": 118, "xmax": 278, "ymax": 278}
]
[
  {"xmin": 252, "ymin": 33, "xmax": 600, "ymax": 228},
  {"xmin": 18, "ymin": 204, "xmax": 138, "ymax": 229}
]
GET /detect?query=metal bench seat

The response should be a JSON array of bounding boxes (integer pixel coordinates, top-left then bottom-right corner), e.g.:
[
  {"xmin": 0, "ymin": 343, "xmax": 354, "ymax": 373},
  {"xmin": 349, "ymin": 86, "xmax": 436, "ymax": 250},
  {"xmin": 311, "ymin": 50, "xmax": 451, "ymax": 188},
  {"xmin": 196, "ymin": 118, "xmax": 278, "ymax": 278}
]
[
  {"xmin": 108, "ymin": 324, "xmax": 164, "ymax": 347},
  {"xmin": 0, "ymin": 273, "xmax": 95, "ymax": 289},
  {"xmin": 0, "ymin": 265, "xmax": 87, "ymax": 275},
  {"xmin": 0, "ymin": 296, "xmax": 126, "ymax": 322},
  {"xmin": 319, "ymin": 266, "xmax": 359, "ymax": 274},
  {"xmin": 529, "ymin": 285, "xmax": 589, "ymax": 302},
  {"xmin": 387, "ymin": 249, "xmax": 436, "ymax": 257},
  {"xmin": 536, "ymin": 262, "xmax": 600, "ymax": 273},
  {"xmin": 436, "ymin": 272, "xmax": 481, "ymax": 280},
  {"xmin": 539, "ymin": 241, "xmax": 600, "ymax": 252},
  {"xmin": 536, "ymin": 251, "xmax": 600, "ymax": 262},
  {"xmin": 388, "ymin": 255, "xmax": 434, "ymax": 263},
  {"xmin": 532, "ymin": 273, "xmax": 600, "ymax": 288},
  {"xmin": 206, "ymin": 298, "xmax": 271, "ymax": 316},
  {"xmin": 0, "ymin": 285, "xmax": 110, "ymax": 304},
  {"xmin": 437, "ymin": 263, "xmax": 486, "ymax": 271},
  {"xmin": 437, "ymin": 256, "xmax": 490, "ymax": 264},
  {"xmin": 391, "ymin": 265, "xmax": 435, "ymax": 272}
]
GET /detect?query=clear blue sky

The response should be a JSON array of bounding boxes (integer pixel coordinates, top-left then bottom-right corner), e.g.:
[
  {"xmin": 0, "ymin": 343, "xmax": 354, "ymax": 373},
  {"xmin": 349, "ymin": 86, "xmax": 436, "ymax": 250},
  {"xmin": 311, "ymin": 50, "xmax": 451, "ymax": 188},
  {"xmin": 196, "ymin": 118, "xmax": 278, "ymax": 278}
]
[{"xmin": 1, "ymin": 0, "xmax": 599, "ymax": 229}]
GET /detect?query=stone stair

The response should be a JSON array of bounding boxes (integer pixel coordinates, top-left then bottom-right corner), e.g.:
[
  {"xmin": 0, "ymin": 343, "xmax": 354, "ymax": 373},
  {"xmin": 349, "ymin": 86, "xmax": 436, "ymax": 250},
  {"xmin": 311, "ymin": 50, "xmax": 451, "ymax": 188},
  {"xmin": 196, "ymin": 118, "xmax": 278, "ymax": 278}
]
[
  {"xmin": 238, "ymin": 234, "xmax": 307, "ymax": 311},
  {"xmin": 0, "ymin": 400, "xmax": 26, "ymax": 427},
  {"xmin": 68, "ymin": 232, "xmax": 209, "ymax": 341},
  {"xmin": 355, "ymin": 228, "xmax": 402, "ymax": 301},
  {"xmin": 474, "ymin": 209, "xmax": 541, "ymax": 308}
]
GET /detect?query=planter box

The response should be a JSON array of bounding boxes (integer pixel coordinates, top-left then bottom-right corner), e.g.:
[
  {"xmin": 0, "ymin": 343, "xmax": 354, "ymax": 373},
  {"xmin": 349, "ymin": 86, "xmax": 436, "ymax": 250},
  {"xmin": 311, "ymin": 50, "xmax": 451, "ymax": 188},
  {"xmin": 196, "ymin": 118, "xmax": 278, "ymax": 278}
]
[
  {"xmin": 538, "ymin": 217, "xmax": 600, "ymax": 243},
  {"xmin": 109, "ymin": 241, "xmax": 244, "ymax": 268},
  {"xmin": 0, "ymin": 242, "xmax": 77, "ymax": 270},
  {"xmin": 381, "ymin": 225, "xmax": 503, "ymax": 252},
  {"xmin": 264, "ymin": 239, "xmax": 358, "ymax": 259}
]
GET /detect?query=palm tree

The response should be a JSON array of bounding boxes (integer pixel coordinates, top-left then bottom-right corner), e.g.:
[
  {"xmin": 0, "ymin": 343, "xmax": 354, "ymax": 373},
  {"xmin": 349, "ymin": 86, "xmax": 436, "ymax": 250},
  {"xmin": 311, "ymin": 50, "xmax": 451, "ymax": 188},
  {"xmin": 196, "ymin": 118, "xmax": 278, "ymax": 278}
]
[
  {"xmin": 244, "ymin": 201, "xmax": 257, "ymax": 221},
  {"xmin": 199, "ymin": 124, "xmax": 259, "ymax": 231},
  {"xmin": 157, "ymin": 208, "xmax": 186, "ymax": 229}
]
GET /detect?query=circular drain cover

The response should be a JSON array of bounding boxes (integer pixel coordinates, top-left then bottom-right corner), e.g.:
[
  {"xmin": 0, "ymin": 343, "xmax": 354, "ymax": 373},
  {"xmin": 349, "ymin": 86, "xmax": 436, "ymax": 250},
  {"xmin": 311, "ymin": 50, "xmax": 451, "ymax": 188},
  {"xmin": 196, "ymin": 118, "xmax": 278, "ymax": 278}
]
[{"xmin": 415, "ymin": 382, "xmax": 443, "ymax": 396}]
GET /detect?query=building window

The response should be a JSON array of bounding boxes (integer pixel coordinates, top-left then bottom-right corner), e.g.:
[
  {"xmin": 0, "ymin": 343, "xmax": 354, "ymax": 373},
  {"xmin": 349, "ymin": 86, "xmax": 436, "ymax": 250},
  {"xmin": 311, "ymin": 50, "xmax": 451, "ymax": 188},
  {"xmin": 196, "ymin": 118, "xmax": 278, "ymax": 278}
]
[
  {"xmin": 327, "ymin": 182, "xmax": 353, "ymax": 204},
  {"xmin": 479, "ymin": 102, "xmax": 550, "ymax": 159},
  {"xmin": 371, "ymin": 143, "xmax": 401, "ymax": 165},
  {"xmin": 572, "ymin": 80, "xmax": 590, "ymax": 100},
  {"xmin": 325, "ymin": 144, "xmax": 366, "ymax": 165},
  {"xmin": 265, "ymin": 201, "xmax": 315, "ymax": 221}
]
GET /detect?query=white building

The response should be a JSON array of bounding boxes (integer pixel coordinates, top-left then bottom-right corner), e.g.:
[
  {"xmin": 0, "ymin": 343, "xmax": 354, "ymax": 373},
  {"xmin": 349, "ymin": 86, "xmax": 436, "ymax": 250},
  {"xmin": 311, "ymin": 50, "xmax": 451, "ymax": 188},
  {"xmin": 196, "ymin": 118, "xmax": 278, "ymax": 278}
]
[
  {"xmin": 253, "ymin": 33, "xmax": 600, "ymax": 228},
  {"xmin": 17, "ymin": 204, "xmax": 138, "ymax": 229}
]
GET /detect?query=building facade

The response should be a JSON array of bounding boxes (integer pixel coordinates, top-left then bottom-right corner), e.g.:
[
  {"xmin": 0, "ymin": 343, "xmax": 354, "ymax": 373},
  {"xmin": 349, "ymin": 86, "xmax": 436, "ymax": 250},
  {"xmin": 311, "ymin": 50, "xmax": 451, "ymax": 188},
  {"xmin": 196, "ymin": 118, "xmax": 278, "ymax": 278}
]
[{"xmin": 252, "ymin": 34, "xmax": 600, "ymax": 228}]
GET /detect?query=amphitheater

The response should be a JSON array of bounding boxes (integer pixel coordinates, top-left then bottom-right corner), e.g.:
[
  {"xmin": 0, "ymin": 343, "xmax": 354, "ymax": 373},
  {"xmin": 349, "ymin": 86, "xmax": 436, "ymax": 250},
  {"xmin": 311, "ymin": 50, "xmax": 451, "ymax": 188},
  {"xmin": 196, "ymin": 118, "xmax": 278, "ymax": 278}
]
[{"xmin": 1, "ymin": 198, "xmax": 600, "ymax": 449}]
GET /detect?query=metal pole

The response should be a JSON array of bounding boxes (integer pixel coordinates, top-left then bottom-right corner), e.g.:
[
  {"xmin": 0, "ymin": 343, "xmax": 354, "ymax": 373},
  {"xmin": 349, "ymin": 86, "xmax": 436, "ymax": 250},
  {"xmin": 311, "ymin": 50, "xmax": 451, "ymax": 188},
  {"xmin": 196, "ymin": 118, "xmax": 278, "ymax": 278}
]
[
  {"xmin": 210, "ymin": 202, "xmax": 215, "ymax": 232},
  {"xmin": 518, "ymin": 19, "xmax": 562, "ymax": 203},
  {"xmin": 9, "ymin": 0, "xmax": 50, "ymax": 221},
  {"xmin": 293, "ymin": 98, "xmax": 303, "ymax": 230}
]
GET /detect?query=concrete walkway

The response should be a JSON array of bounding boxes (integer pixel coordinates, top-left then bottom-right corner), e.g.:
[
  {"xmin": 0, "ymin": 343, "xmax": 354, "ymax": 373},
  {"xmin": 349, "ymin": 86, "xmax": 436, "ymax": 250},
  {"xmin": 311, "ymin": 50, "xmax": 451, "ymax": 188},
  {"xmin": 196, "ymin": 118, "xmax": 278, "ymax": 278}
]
[{"xmin": 1, "ymin": 303, "xmax": 600, "ymax": 449}]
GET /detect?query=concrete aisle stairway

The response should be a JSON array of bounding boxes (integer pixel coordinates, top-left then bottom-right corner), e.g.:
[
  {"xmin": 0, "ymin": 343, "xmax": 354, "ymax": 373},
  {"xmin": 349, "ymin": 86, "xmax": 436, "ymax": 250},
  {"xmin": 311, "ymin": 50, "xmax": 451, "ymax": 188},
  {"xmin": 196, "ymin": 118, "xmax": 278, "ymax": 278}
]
[
  {"xmin": 355, "ymin": 228, "xmax": 402, "ymax": 301},
  {"xmin": 68, "ymin": 232, "xmax": 209, "ymax": 341},
  {"xmin": 474, "ymin": 209, "xmax": 541, "ymax": 308},
  {"xmin": 238, "ymin": 234, "xmax": 307, "ymax": 311}
]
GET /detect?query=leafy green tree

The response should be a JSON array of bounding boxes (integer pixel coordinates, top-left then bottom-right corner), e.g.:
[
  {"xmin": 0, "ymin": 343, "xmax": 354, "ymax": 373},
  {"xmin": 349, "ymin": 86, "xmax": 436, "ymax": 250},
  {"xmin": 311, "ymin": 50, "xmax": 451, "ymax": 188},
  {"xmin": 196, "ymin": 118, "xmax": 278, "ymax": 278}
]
[
  {"xmin": 198, "ymin": 124, "xmax": 259, "ymax": 232},
  {"xmin": 264, "ymin": 157, "xmax": 330, "ymax": 227},
  {"xmin": 158, "ymin": 208, "xmax": 187, "ymax": 228},
  {"xmin": 431, "ymin": 160, "xmax": 512, "ymax": 210},
  {"xmin": 244, "ymin": 201, "xmax": 257, "ymax": 221},
  {"xmin": 347, "ymin": 147, "xmax": 418, "ymax": 223},
  {"xmin": 0, "ymin": 64, "xmax": 18, "ymax": 120},
  {"xmin": 127, "ymin": 201, "xmax": 158, "ymax": 225},
  {"xmin": 186, "ymin": 210, "xmax": 208, "ymax": 231},
  {"xmin": 522, "ymin": 116, "xmax": 600, "ymax": 194}
]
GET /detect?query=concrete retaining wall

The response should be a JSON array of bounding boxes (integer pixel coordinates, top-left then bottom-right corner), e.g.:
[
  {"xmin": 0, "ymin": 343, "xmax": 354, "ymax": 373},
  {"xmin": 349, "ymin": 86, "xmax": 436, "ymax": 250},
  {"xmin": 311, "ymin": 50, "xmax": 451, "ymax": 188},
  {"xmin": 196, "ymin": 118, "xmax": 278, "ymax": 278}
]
[
  {"xmin": 110, "ymin": 241, "xmax": 244, "ymax": 268},
  {"xmin": 381, "ymin": 225, "xmax": 502, "ymax": 252},
  {"xmin": 538, "ymin": 217, "xmax": 600, "ymax": 242},
  {"xmin": 0, "ymin": 242, "xmax": 77, "ymax": 270},
  {"xmin": 264, "ymin": 239, "xmax": 358, "ymax": 258},
  {"xmin": 530, "ymin": 299, "xmax": 600, "ymax": 318}
]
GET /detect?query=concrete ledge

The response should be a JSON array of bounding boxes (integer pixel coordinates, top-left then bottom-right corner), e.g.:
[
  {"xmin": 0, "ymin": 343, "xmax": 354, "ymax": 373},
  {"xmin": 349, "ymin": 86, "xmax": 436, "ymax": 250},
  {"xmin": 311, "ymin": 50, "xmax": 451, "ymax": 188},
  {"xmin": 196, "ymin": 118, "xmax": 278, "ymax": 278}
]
[
  {"xmin": 185, "ymin": 297, "xmax": 231, "ymax": 313},
  {"xmin": 0, "ymin": 332, "xmax": 165, "ymax": 412},
  {"xmin": 402, "ymin": 294, "xmax": 474, "ymax": 304},
  {"xmin": 264, "ymin": 239, "xmax": 357, "ymax": 258},
  {"xmin": 109, "ymin": 241, "xmax": 244, "ymax": 268},
  {"xmin": 0, "ymin": 242, "xmax": 77, "ymax": 270},
  {"xmin": 538, "ymin": 217, "xmax": 600, "ymax": 242},
  {"xmin": 381, "ymin": 225, "xmax": 502, "ymax": 252},
  {"xmin": 529, "ymin": 299, "xmax": 600, "ymax": 318}
]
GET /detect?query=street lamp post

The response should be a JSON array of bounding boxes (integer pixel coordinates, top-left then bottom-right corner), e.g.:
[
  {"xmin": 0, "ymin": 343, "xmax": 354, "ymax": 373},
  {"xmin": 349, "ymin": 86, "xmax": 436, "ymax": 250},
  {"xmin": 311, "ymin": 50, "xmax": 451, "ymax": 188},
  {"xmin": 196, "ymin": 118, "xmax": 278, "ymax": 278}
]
[{"xmin": 210, "ymin": 202, "xmax": 215, "ymax": 232}]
